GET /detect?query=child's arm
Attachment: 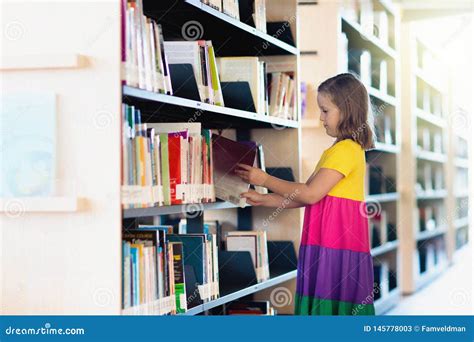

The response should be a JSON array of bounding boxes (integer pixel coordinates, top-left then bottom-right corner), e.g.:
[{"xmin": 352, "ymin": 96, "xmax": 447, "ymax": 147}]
[
  {"xmin": 240, "ymin": 189, "xmax": 306, "ymax": 208},
  {"xmin": 235, "ymin": 164, "xmax": 343, "ymax": 205}
]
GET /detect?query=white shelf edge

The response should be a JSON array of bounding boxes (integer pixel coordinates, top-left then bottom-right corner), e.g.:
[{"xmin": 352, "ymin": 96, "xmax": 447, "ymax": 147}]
[
  {"xmin": 0, "ymin": 54, "xmax": 87, "ymax": 71},
  {"xmin": 366, "ymin": 192, "xmax": 399, "ymax": 203},
  {"xmin": 415, "ymin": 108, "xmax": 447, "ymax": 128},
  {"xmin": 416, "ymin": 226, "xmax": 447, "ymax": 241},
  {"xmin": 0, "ymin": 197, "xmax": 84, "ymax": 213}
]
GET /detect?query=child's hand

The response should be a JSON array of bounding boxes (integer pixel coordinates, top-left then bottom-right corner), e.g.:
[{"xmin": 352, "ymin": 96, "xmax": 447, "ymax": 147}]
[
  {"xmin": 235, "ymin": 163, "xmax": 269, "ymax": 186},
  {"xmin": 240, "ymin": 189, "xmax": 267, "ymax": 206}
]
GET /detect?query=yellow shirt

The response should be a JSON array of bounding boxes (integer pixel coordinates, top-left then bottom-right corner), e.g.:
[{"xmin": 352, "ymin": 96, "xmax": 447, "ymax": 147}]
[{"xmin": 314, "ymin": 139, "xmax": 365, "ymax": 202}]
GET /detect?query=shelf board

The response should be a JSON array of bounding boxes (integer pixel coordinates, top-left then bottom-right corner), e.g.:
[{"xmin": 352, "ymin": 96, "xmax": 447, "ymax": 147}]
[
  {"xmin": 454, "ymin": 217, "xmax": 469, "ymax": 229},
  {"xmin": 416, "ymin": 189, "xmax": 448, "ymax": 200},
  {"xmin": 341, "ymin": 16, "xmax": 397, "ymax": 60},
  {"xmin": 123, "ymin": 200, "xmax": 247, "ymax": 218},
  {"xmin": 123, "ymin": 86, "xmax": 299, "ymax": 129},
  {"xmin": 144, "ymin": 0, "xmax": 298, "ymax": 56},
  {"xmin": 455, "ymin": 190, "xmax": 469, "ymax": 198},
  {"xmin": 415, "ymin": 67, "xmax": 445, "ymax": 94},
  {"xmin": 0, "ymin": 197, "xmax": 84, "ymax": 213},
  {"xmin": 371, "ymin": 240, "xmax": 399, "ymax": 257},
  {"xmin": 368, "ymin": 87, "xmax": 397, "ymax": 106},
  {"xmin": 373, "ymin": 142, "xmax": 400, "ymax": 154},
  {"xmin": 177, "ymin": 270, "xmax": 297, "ymax": 315},
  {"xmin": 454, "ymin": 158, "xmax": 469, "ymax": 169},
  {"xmin": 202, "ymin": 270, "xmax": 297, "ymax": 312},
  {"xmin": 415, "ymin": 262, "xmax": 448, "ymax": 292},
  {"xmin": 416, "ymin": 226, "xmax": 447, "ymax": 241},
  {"xmin": 374, "ymin": 288, "xmax": 400, "ymax": 314},
  {"xmin": 415, "ymin": 108, "xmax": 447, "ymax": 128},
  {"xmin": 366, "ymin": 192, "xmax": 399, "ymax": 203},
  {"xmin": 416, "ymin": 149, "xmax": 448, "ymax": 163}
]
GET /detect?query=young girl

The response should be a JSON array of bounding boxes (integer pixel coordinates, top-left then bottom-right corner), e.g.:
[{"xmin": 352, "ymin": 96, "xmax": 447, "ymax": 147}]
[{"xmin": 235, "ymin": 73, "xmax": 376, "ymax": 315}]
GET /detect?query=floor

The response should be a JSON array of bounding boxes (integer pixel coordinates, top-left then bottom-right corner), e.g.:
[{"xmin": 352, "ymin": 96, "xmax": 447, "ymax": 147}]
[{"xmin": 385, "ymin": 243, "xmax": 473, "ymax": 315}]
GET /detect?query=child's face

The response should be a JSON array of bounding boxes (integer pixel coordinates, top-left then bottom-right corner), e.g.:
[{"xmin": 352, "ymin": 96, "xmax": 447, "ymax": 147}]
[{"xmin": 317, "ymin": 92, "xmax": 341, "ymax": 138}]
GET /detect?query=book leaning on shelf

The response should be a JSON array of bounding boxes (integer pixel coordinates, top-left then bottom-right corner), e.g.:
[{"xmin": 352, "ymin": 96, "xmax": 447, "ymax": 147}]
[
  {"xmin": 123, "ymin": 0, "xmax": 172, "ymax": 94},
  {"xmin": 121, "ymin": 106, "xmax": 215, "ymax": 208},
  {"xmin": 225, "ymin": 230, "xmax": 270, "ymax": 282},
  {"xmin": 163, "ymin": 40, "xmax": 224, "ymax": 106},
  {"xmin": 216, "ymin": 57, "xmax": 297, "ymax": 120}
]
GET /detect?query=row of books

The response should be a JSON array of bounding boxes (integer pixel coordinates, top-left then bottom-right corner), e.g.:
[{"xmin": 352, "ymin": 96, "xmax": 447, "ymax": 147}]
[
  {"xmin": 369, "ymin": 210, "xmax": 397, "ymax": 249},
  {"xmin": 415, "ymin": 163, "xmax": 444, "ymax": 194},
  {"xmin": 373, "ymin": 260, "xmax": 397, "ymax": 301},
  {"xmin": 373, "ymin": 113, "xmax": 394, "ymax": 146},
  {"xmin": 418, "ymin": 238, "xmax": 447, "ymax": 274},
  {"xmin": 417, "ymin": 127, "xmax": 444, "ymax": 154},
  {"xmin": 225, "ymin": 300, "xmax": 276, "ymax": 315},
  {"xmin": 417, "ymin": 82, "xmax": 443, "ymax": 116},
  {"xmin": 365, "ymin": 164, "xmax": 396, "ymax": 196},
  {"xmin": 201, "ymin": 0, "xmax": 267, "ymax": 33},
  {"xmin": 122, "ymin": 3, "xmax": 297, "ymax": 120},
  {"xmin": 123, "ymin": 0, "xmax": 172, "ymax": 94},
  {"xmin": 346, "ymin": 48, "xmax": 389, "ymax": 94},
  {"xmin": 121, "ymin": 108, "xmax": 270, "ymax": 207},
  {"xmin": 417, "ymin": 205, "xmax": 445, "ymax": 233},
  {"xmin": 342, "ymin": 0, "xmax": 391, "ymax": 46},
  {"xmin": 456, "ymin": 227, "xmax": 469, "ymax": 250},
  {"xmin": 122, "ymin": 225, "xmax": 220, "ymax": 314},
  {"xmin": 121, "ymin": 105, "xmax": 215, "ymax": 207},
  {"xmin": 218, "ymin": 56, "xmax": 297, "ymax": 120},
  {"xmin": 225, "ymin": 230, "xmax": 270, "ymax": 282}
]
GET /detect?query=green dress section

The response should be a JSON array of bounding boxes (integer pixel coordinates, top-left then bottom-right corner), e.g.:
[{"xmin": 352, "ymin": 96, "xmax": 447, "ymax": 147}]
[{"xmin": 294, "ymin": 294, "xmax": 375, "ymax": 316}]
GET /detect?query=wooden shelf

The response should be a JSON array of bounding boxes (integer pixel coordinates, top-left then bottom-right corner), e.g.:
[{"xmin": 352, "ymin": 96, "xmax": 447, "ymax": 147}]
[
  {"xmin": 341, "ymin": 15, "xmax": 397, "ymax": 60},
  {"xmin": 374, "ymin": 288, "xmax": 400, "ymax": 314},
  {"xmin": 455, "ymin": 190, "xmax": 469, "ymax": 198},
  {"xmin": 416, "ymin": 189, "xmax": 448, "ymax": 200},
  {"xmin": 416, "ymin": 149, "xmax": 448, "ymax": 163},
  {"xmin": 373, "ymin": 142, "xmax": 400, "ymax": 154},
  {"xmin": 415, "ymin": 262, "xmax": 448, "ymax": 292},
  {"xmin": 0, "ymin": 197, "xmax": 84, "ymax": 214},
  {"xmin": 415, "ymin": 67, "xmax": 445, "ymax": 94},
  {"xmin": 145, "ymin": 0, "xmax": 298, "ymax": 56},
  {"xmin": 123, "ymin": 200, "xmax": 248, "ymax": 218},
  {"xmin": 415, "ymin": 108, "xmax": 447, "ymax": 128},
  {"xmin": 123, "ymin": 86, "xmax": 299, "ymax": 129},
  {"xmin": 454, "ymin": 158, "xmax": 469, "ymax": 169},
  {"xmin": 416, "ymin": 226, "xmax": 447, "ymax": 241},
  {"xmin": 368, "ymin": 86, "xmax": 397, "ymax": 106},
  {"xmin": 366, "ymin": 192, "xmax": 399, "ymax": 203},
  {"xmin": 454, "ymin": 217, "xmax": 469, "ymax": 229},
  {"xmin": 371, "ymin": 240, "xmax": 399, "ymax": 257}
]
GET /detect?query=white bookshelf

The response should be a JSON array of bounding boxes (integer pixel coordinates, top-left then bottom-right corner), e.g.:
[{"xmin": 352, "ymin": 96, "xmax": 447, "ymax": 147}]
[
  {"xmin": 298, "ymin": 0, "xmax": 402, "ymax": 314},
  {"xmin": 0, "ymin": 0, "xmax": 303, "ymax": 315},
  {"xmin": 400, "ymin": 25, "xmax": 454, "ymax": 294}
]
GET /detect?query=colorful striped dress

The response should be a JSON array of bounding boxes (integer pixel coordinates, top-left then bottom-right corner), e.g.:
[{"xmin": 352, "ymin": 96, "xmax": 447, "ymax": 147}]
[{"xmin": 294, "ymin": 139, "xmax": 375, "ymax": 315}]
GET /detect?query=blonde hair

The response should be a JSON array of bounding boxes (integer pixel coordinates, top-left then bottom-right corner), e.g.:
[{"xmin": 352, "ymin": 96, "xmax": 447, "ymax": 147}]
[{"xmin": 318, "ymin": 73, "xmax": 376, "ymax": 150}]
